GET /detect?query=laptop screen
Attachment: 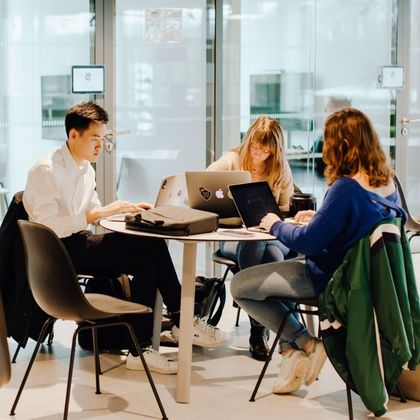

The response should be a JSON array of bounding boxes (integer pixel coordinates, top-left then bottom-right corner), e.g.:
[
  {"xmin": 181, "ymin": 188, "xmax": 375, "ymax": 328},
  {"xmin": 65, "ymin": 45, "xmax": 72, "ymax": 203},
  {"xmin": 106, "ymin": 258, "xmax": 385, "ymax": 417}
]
[{"xmin": 229, "ymin": 181, "xmax": 282, "ymax": 228}]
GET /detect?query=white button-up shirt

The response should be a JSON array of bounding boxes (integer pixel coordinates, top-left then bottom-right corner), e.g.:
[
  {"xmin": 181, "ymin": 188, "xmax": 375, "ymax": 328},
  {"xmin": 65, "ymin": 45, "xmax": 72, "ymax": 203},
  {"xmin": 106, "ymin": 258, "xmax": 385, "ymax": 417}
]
[{"xmin": 23, "ymin": 143, "xmax": 101, "ymax": 238}]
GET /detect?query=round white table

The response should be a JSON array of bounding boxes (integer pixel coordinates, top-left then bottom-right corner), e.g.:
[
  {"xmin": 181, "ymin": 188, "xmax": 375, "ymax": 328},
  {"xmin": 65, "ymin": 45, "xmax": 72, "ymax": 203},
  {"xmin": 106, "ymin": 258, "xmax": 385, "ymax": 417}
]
[{"xmin": 100, "ymin": 219, "xmax": 275, "ymax": 403}]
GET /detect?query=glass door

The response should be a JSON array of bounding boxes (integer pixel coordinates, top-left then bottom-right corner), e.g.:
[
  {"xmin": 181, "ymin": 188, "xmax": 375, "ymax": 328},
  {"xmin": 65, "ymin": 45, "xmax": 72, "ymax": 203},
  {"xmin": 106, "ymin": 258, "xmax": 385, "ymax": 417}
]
[
  {"xmin": 222, "ymin": 0, "xmax": 396, "ymax": 206},
  {"xmin": 396, "ymin": 0, "xmax": 420, "ymax": 217},
  {"xmin": 114, "ymin": 0, "xmax": 211, "ymax": 273}
]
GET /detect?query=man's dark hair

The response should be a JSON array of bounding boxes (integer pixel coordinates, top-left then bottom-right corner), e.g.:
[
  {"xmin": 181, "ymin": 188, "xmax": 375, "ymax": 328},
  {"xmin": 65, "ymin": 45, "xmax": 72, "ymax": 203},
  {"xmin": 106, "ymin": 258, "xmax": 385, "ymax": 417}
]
[{"xmin": 65, "ymin": 102, "xmax": 109, "ymax": 137}]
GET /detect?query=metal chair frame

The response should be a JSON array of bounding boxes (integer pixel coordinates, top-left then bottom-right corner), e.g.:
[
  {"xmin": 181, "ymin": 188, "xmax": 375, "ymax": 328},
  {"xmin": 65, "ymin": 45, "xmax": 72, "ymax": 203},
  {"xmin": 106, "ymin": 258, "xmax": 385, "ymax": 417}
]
[{"xmin": 210, "ymin": 250, "xmax": 241, "ymax": 326}]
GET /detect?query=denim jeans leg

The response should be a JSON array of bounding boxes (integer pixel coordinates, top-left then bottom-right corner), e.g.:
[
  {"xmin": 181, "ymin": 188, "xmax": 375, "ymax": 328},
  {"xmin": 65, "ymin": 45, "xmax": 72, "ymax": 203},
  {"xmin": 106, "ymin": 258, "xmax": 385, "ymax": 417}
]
[{"xmin": 230, "ymin": 260, "xmax": 317, "ymax": 350}]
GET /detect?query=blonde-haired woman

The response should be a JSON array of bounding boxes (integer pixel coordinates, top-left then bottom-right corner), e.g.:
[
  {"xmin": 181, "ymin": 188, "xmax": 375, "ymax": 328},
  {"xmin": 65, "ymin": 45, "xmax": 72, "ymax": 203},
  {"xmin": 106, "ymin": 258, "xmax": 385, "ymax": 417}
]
[{"xmin": 208, "ymin": 116, "xmax": 294, "ymax": 361}]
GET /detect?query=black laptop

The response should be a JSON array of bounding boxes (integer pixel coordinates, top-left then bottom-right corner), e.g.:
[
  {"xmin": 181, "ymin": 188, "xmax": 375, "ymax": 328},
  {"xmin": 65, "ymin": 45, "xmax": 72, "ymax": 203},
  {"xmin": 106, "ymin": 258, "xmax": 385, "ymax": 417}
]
[{"xmin": 229, "ymin": 181, "xmax": 282, "ymax": 232}]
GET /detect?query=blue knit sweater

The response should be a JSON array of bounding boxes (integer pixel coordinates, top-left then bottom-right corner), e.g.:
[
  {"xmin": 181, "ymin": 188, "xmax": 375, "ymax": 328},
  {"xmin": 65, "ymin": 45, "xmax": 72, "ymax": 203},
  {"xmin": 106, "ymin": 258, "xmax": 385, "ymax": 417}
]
[{"xmin": 270, "ymin": 177, "xmax": 405, "ymax": 293}]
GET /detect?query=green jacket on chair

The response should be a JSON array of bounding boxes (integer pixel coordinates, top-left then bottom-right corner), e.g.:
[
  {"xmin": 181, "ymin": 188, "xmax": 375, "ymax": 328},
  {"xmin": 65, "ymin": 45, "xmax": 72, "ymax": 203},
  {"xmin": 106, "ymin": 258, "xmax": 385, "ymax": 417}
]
[{"xmin": 319, "ymin": 218, "xmax": 420, "ymax": 417}]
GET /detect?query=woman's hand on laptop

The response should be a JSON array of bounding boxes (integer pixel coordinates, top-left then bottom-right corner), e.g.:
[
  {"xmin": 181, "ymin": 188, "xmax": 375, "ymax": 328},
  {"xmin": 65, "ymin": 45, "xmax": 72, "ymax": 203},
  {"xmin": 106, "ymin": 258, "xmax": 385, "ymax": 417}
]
[
  {"xmin": 294, "ymin": 210, "xmax": 316, "ymax": 224},
  {"xmin": 260, "ymin": 213, "xmax": 281, "ymax": 231}
]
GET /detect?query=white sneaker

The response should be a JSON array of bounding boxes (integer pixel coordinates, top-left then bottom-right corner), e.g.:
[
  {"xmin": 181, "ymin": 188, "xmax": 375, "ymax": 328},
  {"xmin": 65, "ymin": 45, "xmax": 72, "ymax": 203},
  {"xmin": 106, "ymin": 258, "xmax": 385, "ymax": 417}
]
[
  {"xmin": 126, "ymin": 347, "xmax": 178, "ymax": 375},
  {"xmin": 304, "ymin": 339, "xmax": 327, "ymax": 386},
  {"xmin": 171, "ymin": 317, "xmax": 229, "ymax": 348},
  {"xmin": 272, "ymin": 350, "xmax": 310, "ymax": 394}
]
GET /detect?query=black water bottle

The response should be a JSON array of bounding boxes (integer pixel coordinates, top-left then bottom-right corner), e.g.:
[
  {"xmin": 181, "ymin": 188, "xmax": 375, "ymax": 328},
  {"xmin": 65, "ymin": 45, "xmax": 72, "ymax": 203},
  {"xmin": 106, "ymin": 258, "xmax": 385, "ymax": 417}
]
[{"xmin": 289, "ymin": 193, "xmax": 317, "ymax": 217}]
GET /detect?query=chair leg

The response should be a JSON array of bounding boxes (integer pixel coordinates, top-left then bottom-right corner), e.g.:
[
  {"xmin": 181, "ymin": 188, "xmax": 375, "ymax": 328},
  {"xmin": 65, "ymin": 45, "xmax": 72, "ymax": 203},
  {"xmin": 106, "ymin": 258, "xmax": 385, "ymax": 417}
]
[
  {"xmin": 124, "ymin": 322, "xmax": 168, "ymax": 420},
  {"xmin": 395, "ymin": 383, "xmax": 407, "ymax": 403},
  {"xmin": 11, "ymin": 344, "xmax": 21, "ymax": 363},
  {"xmin": 47, "ymin": 328, "xmax": 54, "ymax": 346},
  {"xmin": 92, "ymin": 327, "xmax": 102, "ymax": 394},
  {"xmin": 10, "ymin": 317, "xmax": 56, "ymax": 415},
  {"xmin": 63, "ymin": 329, "xmax": 79, "ymax": 420},
  {"xmin": 249, "ymin": 310, "xmax": 292, "ymax": 402},
  {"xmin": 346, "ymin": 384, "xmax": 354, "ymax": 420},
  {"xmin": 235, "ymin": 306, "xmax": 241, "ymax": 327},
  {"xmin": 207, "ymin": 265, "xmax": 231, "ymax": 325}
]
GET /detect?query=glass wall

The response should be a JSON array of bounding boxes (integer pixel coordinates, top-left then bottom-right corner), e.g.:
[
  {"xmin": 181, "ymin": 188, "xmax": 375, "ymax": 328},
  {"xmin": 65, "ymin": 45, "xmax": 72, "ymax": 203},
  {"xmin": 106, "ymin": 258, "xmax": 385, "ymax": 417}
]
[
  {"xmin": 115, "ymin": 0, "xmax": 210, "ymax": 273},
  {"xmin": 115, "ymin": 0, "xmax": 208, "ymax": 204},
  {"xmin": 222, "ymin": 0, "xmax": 395, "ymax": 205},
  {"xmin": 405, "ymin": 0, "xmax": 420, "ymax": 215},
  {"xmin": 0, "ymin": 0, "xmax": 95, "ymax": 220}
]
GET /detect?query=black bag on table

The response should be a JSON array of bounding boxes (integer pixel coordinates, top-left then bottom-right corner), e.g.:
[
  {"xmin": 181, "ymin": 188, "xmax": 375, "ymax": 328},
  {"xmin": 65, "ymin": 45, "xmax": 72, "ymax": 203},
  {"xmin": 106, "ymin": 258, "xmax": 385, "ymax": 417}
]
[
  {"xmin": 78, "ymin": 276, "xmax": 132, "ymax": 352},
  {"xmin": 125, "ymin": 205, "xmax": 219, "ymax": 236},
  {"xmin": 194, "ymin": 276, "xmax": 226, "ymax": 326}
]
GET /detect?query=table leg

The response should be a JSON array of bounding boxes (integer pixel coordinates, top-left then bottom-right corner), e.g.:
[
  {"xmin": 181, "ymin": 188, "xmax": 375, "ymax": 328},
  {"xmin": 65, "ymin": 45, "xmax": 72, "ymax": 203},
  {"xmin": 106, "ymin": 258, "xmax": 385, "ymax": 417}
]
[
  {"xmin": 176, "ymin": 241, "xmax": 197, "ymax": 403},
  {"xmin": 152, "ymin": 291, "xmax": 163, "ymax": 350}
]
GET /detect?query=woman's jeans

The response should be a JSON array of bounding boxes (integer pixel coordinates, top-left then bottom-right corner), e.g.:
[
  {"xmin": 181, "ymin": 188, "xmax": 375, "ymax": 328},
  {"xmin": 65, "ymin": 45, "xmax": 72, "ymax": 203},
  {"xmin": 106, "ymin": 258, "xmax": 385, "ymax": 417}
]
[
  {"xmin": 230, "ymin": 260, "xmax": 317, "ymax": 351},
  {"xmin": 219, "ymin": 240, "xmax": 289, "ymax": 270},
  {"xmin": 220, "ymin": 240, "xmax": 290, "ymax": 336}
]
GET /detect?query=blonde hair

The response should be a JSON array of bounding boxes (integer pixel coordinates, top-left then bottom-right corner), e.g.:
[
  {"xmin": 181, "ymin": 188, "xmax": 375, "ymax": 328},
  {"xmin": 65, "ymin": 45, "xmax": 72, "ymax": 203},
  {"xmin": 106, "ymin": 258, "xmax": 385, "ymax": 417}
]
[
  {"xmin": 234, "ymin": 116, "xmax": 286, "ymax": 191},
  {"xmin": 323, "ymin": 108, "xmax": 393, "ymax": 187}
]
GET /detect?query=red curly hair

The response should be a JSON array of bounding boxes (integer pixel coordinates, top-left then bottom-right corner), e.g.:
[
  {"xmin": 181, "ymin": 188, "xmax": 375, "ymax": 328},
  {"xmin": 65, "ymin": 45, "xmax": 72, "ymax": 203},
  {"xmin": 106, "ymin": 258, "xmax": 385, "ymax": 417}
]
[{"xmin": 323, "ymin": 108, "xmax": 393, "ymax": 187}]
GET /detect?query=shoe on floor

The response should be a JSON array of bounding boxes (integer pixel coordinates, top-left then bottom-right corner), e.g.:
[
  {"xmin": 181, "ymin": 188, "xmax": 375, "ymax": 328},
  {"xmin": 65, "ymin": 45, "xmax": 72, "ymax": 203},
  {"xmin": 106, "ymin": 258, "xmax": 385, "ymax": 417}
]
[
  {"xmin": 160, "ymin": 330, "xmax": 179, "ymax": 347},
  {"xmin": 304, "ymin": 339, "xmax": 327, "ymax": 385},
  {"xmin": 272, "ymin": 350, "xmax": 310, "ymax": 394},
  {"xmin": 249, "ymin": 334, "xmax": 269, "ymax": 361},
  {"xmin": 171, "ymin": 317, "xmax": 229, "ymax": 348},
  {"xmin": 126, "ymin": 347, "xmax": 178, "ymax": 374}
]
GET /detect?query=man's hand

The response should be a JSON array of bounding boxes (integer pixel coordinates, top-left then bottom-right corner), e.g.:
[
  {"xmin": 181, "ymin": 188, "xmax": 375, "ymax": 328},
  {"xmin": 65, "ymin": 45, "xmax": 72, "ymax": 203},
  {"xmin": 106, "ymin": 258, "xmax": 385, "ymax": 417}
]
[
  {"xmin": 260, "ymin": 213, "xmax": 281, "ymax": 232},
  {"xmin": 294, "ymin": 210, "xmax": 316, "ymax": 224},
  {"xmin": 86, "ymin": 201, "xmax": 153, "ymax": 224}
]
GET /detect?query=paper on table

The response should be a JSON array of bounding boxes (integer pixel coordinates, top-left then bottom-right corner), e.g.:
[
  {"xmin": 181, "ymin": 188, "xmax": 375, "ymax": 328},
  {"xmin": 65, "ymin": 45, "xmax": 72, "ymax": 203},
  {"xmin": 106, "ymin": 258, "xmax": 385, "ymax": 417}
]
[{"xmin": 284, "ymin": 217, "xmax": 308, "ymax": 226}]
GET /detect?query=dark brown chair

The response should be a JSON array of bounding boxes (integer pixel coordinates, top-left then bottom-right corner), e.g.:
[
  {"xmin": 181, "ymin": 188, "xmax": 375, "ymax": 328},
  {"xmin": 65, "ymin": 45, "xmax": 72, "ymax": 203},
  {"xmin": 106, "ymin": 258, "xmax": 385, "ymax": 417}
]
[{"xmin": 11, "ymin": 220, "xmax": 168, "ymax": 420}]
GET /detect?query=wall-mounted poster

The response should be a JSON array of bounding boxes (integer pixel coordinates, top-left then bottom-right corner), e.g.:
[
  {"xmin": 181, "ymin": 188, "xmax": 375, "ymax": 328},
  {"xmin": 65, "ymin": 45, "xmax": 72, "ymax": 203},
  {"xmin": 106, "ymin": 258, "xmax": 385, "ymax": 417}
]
[{"xmin": 145, "ymin": 9, "xmax": 182, "ymax": 44}]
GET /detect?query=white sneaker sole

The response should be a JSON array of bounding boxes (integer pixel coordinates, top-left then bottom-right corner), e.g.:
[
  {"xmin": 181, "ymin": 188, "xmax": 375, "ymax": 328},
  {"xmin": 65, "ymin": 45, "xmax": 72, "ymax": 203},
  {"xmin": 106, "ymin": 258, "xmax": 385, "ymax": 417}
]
[
  {"xmin": 192, "ymin": 336, "xmax": 228, "ymax": 348},
  {"xmin": 126, "ymin": 358, "xmax": 178, "ymax": 375},
  {"xmin": 272, "ymin": 357, "xmax": 310, "ymax": 394}
]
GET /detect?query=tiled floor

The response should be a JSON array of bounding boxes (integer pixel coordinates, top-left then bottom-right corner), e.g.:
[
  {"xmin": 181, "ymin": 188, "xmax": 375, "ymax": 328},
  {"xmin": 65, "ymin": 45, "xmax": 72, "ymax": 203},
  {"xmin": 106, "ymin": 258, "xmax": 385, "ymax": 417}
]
[{"xmin": 1, "ymin": 252, "xmax": 420, "ymax": 419}]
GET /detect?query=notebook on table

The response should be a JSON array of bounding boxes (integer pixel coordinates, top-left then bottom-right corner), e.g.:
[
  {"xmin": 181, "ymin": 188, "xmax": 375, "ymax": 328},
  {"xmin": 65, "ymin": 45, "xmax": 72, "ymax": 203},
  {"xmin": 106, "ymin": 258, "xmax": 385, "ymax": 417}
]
[
  {"xmin": 229, "ymin": 181, "xmax": 282, "ymax": 232},
  {"xmin": 185, "ymin": 170, "xmax": 252, "ymax": 226}
]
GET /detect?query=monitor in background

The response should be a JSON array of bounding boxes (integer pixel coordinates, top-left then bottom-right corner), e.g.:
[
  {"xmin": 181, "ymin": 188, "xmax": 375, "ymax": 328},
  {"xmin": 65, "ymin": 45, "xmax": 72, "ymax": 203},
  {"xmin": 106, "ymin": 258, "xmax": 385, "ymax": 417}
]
[{"xmin": 72, "ymin": 65, "xmax": 105, "ymax": 94}]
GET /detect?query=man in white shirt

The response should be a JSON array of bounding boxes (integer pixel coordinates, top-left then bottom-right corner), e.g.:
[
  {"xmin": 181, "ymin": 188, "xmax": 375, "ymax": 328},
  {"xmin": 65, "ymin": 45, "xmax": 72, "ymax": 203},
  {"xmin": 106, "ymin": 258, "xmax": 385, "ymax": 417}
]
[{"xmin": 23, "ymin": 102, "xmax": 227, "ymax": 374}]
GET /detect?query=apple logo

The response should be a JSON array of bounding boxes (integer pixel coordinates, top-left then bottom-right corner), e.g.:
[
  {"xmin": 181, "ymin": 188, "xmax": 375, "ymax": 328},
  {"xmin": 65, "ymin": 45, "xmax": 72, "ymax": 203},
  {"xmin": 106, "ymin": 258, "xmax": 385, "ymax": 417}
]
[{"xmin": 215, "ymin": 188, "xmax": 224, "ymax": 199}]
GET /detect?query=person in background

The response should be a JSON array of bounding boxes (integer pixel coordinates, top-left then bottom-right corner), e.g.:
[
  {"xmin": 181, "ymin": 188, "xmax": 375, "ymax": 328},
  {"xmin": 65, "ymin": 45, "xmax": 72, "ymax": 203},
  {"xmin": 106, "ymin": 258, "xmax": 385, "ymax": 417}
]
[
  {"xmin": 230, "ymin": 108, "xmax": 405, "ymax": 393},
  {"xmin": 312, "ymin": 96, "xmax": 352, "ymax": 176},
  {"xmin": 23, "ymin": 102, "xmax": 228, "ymax": 375},
  {"xmin": 208, "ymin": 115, "xmax": 294, "ymax": 361}
]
